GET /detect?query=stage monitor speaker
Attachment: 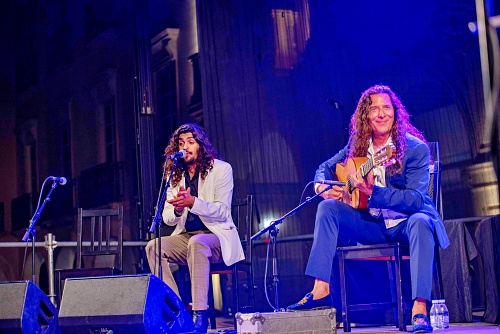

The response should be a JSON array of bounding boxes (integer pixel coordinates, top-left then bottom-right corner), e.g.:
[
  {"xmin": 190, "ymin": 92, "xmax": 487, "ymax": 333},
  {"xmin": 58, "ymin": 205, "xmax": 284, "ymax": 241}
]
[
  {"xmin": 0, "ymin": 280, "xmax": 59, "ymax": 334},
  {"xmin": 58, "ymin": 274, "xmax": 193, "ymax": 334}
]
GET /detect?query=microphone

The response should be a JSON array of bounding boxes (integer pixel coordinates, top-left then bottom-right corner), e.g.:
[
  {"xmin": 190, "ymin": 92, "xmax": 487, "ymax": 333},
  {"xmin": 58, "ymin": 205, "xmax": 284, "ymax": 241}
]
[
  {"xmin": 49, "ymin": 176, "xmax": 67, "ymax": 185},
  {"xmin": 166, "ymin": 150, "xmax": 186, "ymax": 160},
  {"xmin": 316, "ymin": 180, "xmax": 345, "ymax": 186}
]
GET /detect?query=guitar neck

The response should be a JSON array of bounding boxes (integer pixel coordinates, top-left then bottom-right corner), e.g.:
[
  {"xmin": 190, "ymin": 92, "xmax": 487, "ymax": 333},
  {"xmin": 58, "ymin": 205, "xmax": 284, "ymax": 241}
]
[
  {"xmin": 340, "ymin": 144, "xmax": 395, "ymax": 197},
  {"xmin": 361, "ymin": 158, "xmax": 374, "ymax": 178},
  {"xmin": 346, "ymin": 157, "xmax": 375, "ymax": 193}
]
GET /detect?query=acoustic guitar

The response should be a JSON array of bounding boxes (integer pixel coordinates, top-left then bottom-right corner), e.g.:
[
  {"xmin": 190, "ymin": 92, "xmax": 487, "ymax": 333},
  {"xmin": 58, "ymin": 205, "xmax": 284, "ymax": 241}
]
[{"xmin": 335, "ymin": 144, "xmax": 396, "ymax": 209}]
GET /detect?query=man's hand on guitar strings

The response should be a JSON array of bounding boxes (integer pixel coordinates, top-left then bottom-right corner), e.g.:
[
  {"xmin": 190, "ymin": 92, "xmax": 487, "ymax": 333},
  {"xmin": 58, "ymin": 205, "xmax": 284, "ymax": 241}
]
[{"xmin": 351, "ymin": 170, "xmax": 375, "ymax": 196}]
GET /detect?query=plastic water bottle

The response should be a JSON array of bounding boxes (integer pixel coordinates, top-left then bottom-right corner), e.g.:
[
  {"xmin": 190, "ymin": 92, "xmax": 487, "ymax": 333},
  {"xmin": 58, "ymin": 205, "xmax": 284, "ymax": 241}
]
[
  {"xmin": 439, "ymin": 299, "xmax": 449, "ymax": 329},
  {"xmin": 436, "ymin": 300, "xmax": 445, "ymax": 329},
  {"xmin": 430, "ymin": 300, "xmax": 443, "ymax": 329},
  {"xmin": 429, "ymin": 300, "xmax": 438, "ymax": 329}
]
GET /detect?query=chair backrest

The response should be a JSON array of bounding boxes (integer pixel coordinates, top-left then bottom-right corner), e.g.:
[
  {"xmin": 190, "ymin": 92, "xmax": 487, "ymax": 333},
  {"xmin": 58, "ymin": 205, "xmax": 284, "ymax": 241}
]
[
  {"xmin": 427, "ymin": 142, "xmax": 443, "ymax": 217},
  {"xmin": 76, "ymin": 206, "xmax": 123, "ymax": 271},
  {"xmin": 427, "ymin": 142, "xmax": 445, "ymax": 299},
  {"xmin": 231, "ymin": 195, "xmax": 253, "ymax": 263}
]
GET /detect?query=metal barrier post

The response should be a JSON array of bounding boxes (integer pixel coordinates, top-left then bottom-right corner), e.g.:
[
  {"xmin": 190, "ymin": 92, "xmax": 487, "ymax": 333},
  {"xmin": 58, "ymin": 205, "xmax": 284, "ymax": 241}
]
[{"xmin": 44, "ymin": 233, "xmax": 57, "ymax": 306}]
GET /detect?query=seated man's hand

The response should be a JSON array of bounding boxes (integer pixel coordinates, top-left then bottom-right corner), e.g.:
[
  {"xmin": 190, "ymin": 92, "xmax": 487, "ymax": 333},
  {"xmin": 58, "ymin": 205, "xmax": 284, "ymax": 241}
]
[
  {"xmin": 351, "ymin": 170, "xmax": 374, "ymax": 196},
  {"xmin": 168, "ymin": 186, "xmax": 196, "ymax": 210},
  {"xmin": 318, "ymin": 184, "xmax": 343, "ymax": 200}
]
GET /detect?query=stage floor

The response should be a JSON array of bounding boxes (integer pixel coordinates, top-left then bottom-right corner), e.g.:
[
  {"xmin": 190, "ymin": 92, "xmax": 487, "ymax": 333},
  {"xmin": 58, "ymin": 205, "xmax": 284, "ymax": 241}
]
[{"xmin": 209, "ymin": 316, "xmax": 499, "ymax": 333}]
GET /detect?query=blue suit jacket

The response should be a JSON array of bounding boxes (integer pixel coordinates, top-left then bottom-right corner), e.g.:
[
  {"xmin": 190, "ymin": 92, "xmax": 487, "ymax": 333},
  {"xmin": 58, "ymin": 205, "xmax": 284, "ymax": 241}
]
[{"xmin": 315, "ymin": 133, "xmax": 450, "ymax": 249}]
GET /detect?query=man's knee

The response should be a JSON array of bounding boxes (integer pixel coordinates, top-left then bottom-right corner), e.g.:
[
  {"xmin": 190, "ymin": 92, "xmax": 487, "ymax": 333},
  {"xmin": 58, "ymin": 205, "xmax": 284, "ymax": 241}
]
[
  {"xmin": 145, "ymin": 239, "xmax": 155, "ymax": 256},
  {"xmin": 316, "ymin": 199, "xmax": 351, "ymax": 226},
  {"xmin": 407, "ymin": 213, "xmax": 434, "ymax": 237},
  {"xmin": 317, "ymin": 199, "xmax": 346, "ymax": 216},
  {"xmin": 187, "ymin": 234, "xmax": 219, "ymax": 259},
  {"xmin": 187, "ymin": 234, "xmax": 205, "ymax": 252}
]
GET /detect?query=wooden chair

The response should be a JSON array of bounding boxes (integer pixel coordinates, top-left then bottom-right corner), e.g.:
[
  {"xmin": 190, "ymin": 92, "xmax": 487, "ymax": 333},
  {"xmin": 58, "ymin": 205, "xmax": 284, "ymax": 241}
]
[
  {"xmin": 178, "ymin": 195, "xmax": 255, "ymax": 329},
  {"xmin": 337, "ymin": 142, "xmax": 443, "ymax": 332},
  {"xmin": 55, "ymin": 207, "xmax": 123, "ymax": 307}
]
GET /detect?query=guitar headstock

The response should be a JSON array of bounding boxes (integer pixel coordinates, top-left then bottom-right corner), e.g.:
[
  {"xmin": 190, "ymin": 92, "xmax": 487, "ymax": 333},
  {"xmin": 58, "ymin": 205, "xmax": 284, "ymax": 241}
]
[{"xmin": 374, "ymin": 144, "xmax": 397, "ymax": 167}]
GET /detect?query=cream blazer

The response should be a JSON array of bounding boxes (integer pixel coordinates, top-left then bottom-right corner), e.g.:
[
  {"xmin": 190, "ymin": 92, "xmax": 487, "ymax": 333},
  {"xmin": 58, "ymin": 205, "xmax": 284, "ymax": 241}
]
[{"xmin": 162, "ymin": 159, "xmax": 244, "ymax": 266}]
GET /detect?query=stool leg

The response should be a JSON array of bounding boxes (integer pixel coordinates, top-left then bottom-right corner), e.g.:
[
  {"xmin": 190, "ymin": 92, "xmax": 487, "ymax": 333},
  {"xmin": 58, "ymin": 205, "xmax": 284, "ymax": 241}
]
[
  {"xmin": 394, "ymin": 248, "xmax": 405, "ymax": 331},
  {"xmin": 208, "ymin": 275, "xmax": 217, "ymax": 329},
  {"xmin": 387, "ymin": 260, "xmax": 398, "ymax": 328},
  {"xmin": 232, "ymin": 267, "xmax": 239, "ymax": 313},
  {"xmin": 55, "ymin": 271, "xmax": 62, "ymax": 308},
  {"xmin": 232, "ymin": 266, "xmax": 239, "ymax": 330},
  {"xmin": 339, "ymin": 251, "xmax": 351, "ymax": 332},
  {"xmin": 248, "ymin": 266, "xmax": 255, "ymax": 312}
]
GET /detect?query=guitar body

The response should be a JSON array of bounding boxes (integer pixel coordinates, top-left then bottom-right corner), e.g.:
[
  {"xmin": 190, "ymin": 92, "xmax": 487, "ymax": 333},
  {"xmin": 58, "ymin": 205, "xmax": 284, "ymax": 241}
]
[
  {"xmin": 332, "ymin": 144, "xmax": 396, "ymax": 210},
  {"xmin": 335, "ymin": 157, "xmax": 370, "ymax": 209}
]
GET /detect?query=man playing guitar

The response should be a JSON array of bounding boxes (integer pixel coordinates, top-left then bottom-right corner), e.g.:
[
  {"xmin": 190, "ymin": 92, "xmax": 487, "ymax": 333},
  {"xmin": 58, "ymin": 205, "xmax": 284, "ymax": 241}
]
[{"xmin": 286, "ymin": 84, "xmax": 450, "ymax": 333}]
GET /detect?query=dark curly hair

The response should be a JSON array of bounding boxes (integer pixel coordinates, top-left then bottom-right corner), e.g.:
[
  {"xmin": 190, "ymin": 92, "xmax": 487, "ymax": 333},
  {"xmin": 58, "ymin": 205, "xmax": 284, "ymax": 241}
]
[
  {"xmin": 348, "ymin": 84, "xmax": 428, "ymax": 175},
  {"xmin": 163, "ymin": 123, "xmax": 221, "ymax": 187}
]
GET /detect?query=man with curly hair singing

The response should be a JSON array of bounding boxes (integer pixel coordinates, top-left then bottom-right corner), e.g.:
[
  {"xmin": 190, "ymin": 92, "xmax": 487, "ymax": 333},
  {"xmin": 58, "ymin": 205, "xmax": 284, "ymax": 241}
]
[
  {"xmin": 286, "ymin": 85, "xmax": 449, "ymax": 333},
  {"xmin": 146, "ymin": 123, "xmax": 243, "ymax": 333}
]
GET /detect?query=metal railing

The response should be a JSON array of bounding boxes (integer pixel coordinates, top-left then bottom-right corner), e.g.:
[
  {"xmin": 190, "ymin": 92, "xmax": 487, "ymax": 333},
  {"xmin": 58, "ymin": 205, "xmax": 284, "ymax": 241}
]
[{"xmin": 0, "ymin": 234, "xmax": 147, "ymax": 306}]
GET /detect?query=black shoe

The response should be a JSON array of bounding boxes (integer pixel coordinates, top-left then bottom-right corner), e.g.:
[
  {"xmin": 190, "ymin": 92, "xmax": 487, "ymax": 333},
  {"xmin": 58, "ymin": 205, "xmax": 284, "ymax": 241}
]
[
  {"xmin": 286, "ymin": 292, "xmax": 332, "ymax": 311},
  {"xmin": 191, "ymin": 310, "xmax": 209, "ymax": 333}
]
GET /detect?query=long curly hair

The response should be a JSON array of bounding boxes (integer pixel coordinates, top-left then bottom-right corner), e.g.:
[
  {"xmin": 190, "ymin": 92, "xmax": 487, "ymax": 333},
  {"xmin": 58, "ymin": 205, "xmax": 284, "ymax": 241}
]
[
  {"xmin": 163, "ymin": 123, "xmax": 221, "ymax": 187},
  {"xmin": 348, "ymin": 84, "xmax": 427, "ymax": 175}
]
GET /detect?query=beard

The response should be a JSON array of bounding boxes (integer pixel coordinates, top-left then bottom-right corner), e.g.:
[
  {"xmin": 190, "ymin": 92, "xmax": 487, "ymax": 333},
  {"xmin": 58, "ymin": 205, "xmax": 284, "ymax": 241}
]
[{"xmin": 184, "ymin": 155, "xmax": 198, "ymax": 167}]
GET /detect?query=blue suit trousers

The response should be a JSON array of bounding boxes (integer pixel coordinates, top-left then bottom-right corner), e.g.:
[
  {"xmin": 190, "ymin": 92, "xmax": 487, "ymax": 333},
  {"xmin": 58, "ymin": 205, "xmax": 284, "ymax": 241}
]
[{"xmin": 305, "ymin": 199, "xmax": 436, "ymax": 301}]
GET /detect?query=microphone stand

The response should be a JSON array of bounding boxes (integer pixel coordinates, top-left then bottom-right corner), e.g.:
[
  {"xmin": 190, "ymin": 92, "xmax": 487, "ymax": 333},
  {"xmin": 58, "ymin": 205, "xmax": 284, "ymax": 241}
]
[
  {"xmin": 251, "ymin": 181, "xmax": 345, "ymax": 311},
  {"xmin": 149, "ymin": 157, "xmax": 181, "ymax": 281},
  {"xmin": 22, "ymin": 178, "xmax": 61, "ymax": 284}
]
